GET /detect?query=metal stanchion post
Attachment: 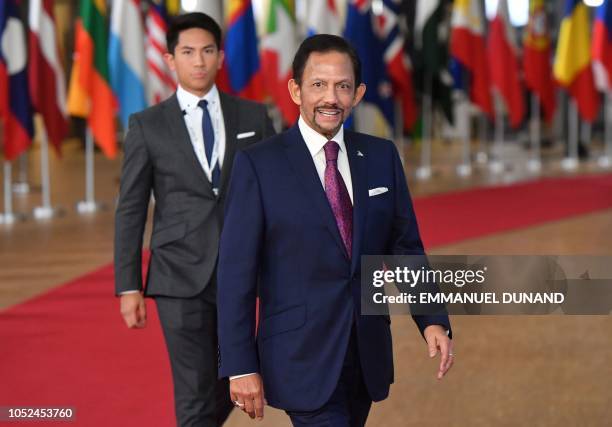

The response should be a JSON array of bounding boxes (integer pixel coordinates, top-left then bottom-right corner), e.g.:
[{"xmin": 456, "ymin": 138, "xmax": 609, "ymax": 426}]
[
  {"xmin": 12, "ymin": 153, "xmax": 30, "ymax": 194},
  {"xmin": 489, "ymin": 93, "xmax": 504, "ymax": 174},
  {"xmin": 416, "ymin": 75, "xmax": 433, "ymax": 180},
  {"xmin": 33, "ymin": 126, "xmax": 61, "ymax": 219},
  {"xmin": 561, "ymin": 100, "xmax": 579, "ymax": 171},
  {"xmin": 1, "ymin": 161, "xmax": 16, "ymax": 224},
  {"xmin": 598, "ymin": 93, "xmax": 612, "ymax": 168},
  {"xmin": 76, "ymin": 127, "xmax": 103, "ymax": 213},
  {"xmin": 528, "ymin": 94, "xmax": 542, "ymax": 172},
  {"xmin": 456, "ymin": 95, "xmax": 472, "ymax": 177}
]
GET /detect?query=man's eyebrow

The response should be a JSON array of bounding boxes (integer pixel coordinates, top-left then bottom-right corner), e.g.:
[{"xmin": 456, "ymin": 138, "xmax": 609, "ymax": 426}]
[
  {"xmin": 178, "ymin": 44, "xmax": 216, "ymax": 50},
  {"xmin": 308, "ymin": 77, "xmax": 352, "ymax": 84},
  {"xmin": 179, "ymin": 43, "xmax": 215, "ymax": 49}
]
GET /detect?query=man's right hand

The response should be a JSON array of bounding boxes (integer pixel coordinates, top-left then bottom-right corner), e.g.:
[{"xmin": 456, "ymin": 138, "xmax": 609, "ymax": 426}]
[
  {"xmin": 120, "ymin": 292, "xmax": 147, "ymax": 328},
  {"xmin": 230, "ymin": 374, "xmax": 265, "ymax": 420}
]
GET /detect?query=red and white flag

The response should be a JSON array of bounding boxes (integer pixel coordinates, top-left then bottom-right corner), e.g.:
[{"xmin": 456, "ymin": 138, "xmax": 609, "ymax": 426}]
[
  {"xmin": 28, "ymin": 0, "xmax": 68, "ymax": 153},
  {"xmin": 146, "ymin": 2, "xmax": 176, "ymax": 105},
  {"xmin": 487, "ymin": 0, "xmax": 525, "ymax": 128},
  {"xmin": 450, "ymin": 0, "xmax": 494, "ymax": 118}
]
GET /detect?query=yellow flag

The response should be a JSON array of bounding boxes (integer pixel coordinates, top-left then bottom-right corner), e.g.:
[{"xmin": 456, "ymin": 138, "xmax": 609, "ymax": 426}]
[{"xmin": 166, "ymin": 0, "xmax": 180, "ymax": 15}]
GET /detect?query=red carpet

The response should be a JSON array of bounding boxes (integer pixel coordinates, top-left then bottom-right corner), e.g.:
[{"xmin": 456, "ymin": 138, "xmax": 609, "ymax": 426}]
[
  {"xmin": 1, "ymin": 173, "xmax": 612, "ymax": 425},
  {"xmin": 414, "ymin": 173, "xmax": 612, "ymax": 248},
  {"xmin": 0, "ymin": 262, "xmax": 175, "ymax": 426}
]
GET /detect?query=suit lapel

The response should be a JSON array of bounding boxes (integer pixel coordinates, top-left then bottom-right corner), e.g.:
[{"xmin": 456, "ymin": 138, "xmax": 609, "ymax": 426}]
[
  {"xmin": 283, "ymin": 126, "xmax": 347, "ymax": 257},
  {"xmin": 162, "ymin": 94, "xmax": 215, "ymax": 197},
  {"xmin": 346, "ymin": 132, "xmax": 368, "ymax": 275},
  {"xmin": 218, "ymin": 92, "xmax": 238, "ymax": 200}
]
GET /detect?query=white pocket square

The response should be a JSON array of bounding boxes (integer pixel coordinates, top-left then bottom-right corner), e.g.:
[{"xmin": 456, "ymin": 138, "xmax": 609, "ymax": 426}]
[
  {"xmin": 236, "ymin": 131, "xmax": 256, "ymax": 139},
  {"xmin": 368, "ymin": 187, "xmax": 389, "ymax": 197}
]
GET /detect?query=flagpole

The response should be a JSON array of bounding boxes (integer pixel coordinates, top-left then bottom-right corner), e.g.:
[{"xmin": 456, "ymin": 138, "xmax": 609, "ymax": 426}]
[
  {"xmin": 527, "ymin": 93, "xmax": 542, "ymax": 173},
  {"xmin": 561, "ymin": 100, "xmax": 579, "ymax": 171},
  {"xmin": 1, "ymin": 161, "xmax": 16, "ymax": 225},
  {"xmin": 416, "ymin": 73, "xmax": 433, "ymax": 180},
  {"xmin": 489, "ymin": 92, "xmax": 504, "ymax": 174},
  {"xmin": 33, "ymin": 124, "xmax": 59, "ymax": 219},
  {"xmin": 581, "ymin": 120, "xmax": 591, "ymax": 159},
  {"xmin": 599, "ymin": 92, "xmax": 612, "ymax": 168},
  {"xmin": 77, "ymin": 127, "xmax": 101, "ymax": 213},
  {"xmin": 456, "ymin": 93, "xmax": 472, "ymax": 177},
  {"xmin": 12, "ymin": 153, "xmax": 30, "ymax": 194},
  {"xmin": 476, "ymin": 114, "xmax": 488, "ymax": 164}
]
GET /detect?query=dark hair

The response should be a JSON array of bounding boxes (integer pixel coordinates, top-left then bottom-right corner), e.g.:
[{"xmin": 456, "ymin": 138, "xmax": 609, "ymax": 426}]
[
  {"xmin": 292, "ymin": 34, "xmax": 362, "ymax": 88},
  {"xmin": 166, "ymin": 12, "xmax": 222, "ymax": 54}
]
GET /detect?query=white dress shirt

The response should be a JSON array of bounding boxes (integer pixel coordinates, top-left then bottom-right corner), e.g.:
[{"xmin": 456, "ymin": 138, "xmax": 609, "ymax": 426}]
[
  {"xmin": 298, "ymin": 115, "xmax": 354, "ymax": 205},
  {"xmin": 176, "ymin": 84, "xmax": 226, "ymax": 183}
]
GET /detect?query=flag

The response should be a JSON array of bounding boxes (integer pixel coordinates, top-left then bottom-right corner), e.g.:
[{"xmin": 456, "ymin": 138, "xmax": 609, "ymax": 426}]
[
  {"xmin": 261, "ymin": 0, "xmax": 299, "ymax": 125},
  {"xmin": 166, "ymin": 0, "xmax": 180, "ymax": 16},
  {"xmin": 67, "ymin": 0, "xmax": 118, "ymax": 158},
  {"xmin": 193, "ymin": 0, "xmax": 223, "ymax": 24},
  {"xmin": 28, "ymin": 0, "xmax": 68, "ymax": 155},
  {"xmin": 554, "ymin": 0, "xmax": 600, "ymax": 122},
  {"xmin": 487, "ymin": 0, "xmax": 525, "ymax": 128},
  {"xmin": 345, "ymin": 0, "xmax": 418, "ymax": 132},
  {"xmin": 345, "ymin": 0, "xmax": 393, "ymax": 131},
  {"xmin": 450, "ymin": 0, "xmax": 493, "ymax": 118},
  {"xmin": 592, "ymin": 0, "xmax": 612, "ymax": 93},
  {"xmin": 146, "ymin": 0, "xmax": 176, "ymax": 105},
  {"xmin": 413, "ymin": 0, "xmax": 453, "ymax": 123},
  {"xmin": 0, "ymin": 0, "xmax": 34, "ymax": 161},
  {"xmin": 379, "ymin": 0, "xmax": 418, "ymax": 131},
  {"xmin": 306, "ymin": 0, "xmax": 341, "ymax": 36},
  {"xmin": 109, "ymin": 0, "xmax": 148, "ymax": 129},
  {"xmin": 523, "ymin": 0, "xmax": 556, "ymax": 124},
  {"xmin": 219, "ymin": 0, "xmax": 264, "ymax": 101}
]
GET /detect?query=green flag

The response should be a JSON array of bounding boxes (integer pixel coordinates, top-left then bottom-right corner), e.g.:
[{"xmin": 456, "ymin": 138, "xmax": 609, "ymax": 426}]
[{"xmin": 413, "ymin": 0, "xmax": 454, "ymax": 124}]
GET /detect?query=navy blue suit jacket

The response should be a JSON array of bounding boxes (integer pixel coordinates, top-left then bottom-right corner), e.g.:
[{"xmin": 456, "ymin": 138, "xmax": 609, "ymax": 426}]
[{"xmin": 217, "ymin": 125, "xmax": 451, "ymax": 412}]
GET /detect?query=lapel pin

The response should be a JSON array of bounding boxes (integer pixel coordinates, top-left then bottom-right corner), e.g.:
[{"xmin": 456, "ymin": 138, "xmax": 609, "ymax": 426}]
[{"xmin": 357, "ymin": 151, "xmax": 364, "ymax": 157}]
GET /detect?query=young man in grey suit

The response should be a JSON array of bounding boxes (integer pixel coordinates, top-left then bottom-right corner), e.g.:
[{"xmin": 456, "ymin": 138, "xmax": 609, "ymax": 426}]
[{"xmin": 114, "ymin": 13, "xmax": 275, "ymax": 427}]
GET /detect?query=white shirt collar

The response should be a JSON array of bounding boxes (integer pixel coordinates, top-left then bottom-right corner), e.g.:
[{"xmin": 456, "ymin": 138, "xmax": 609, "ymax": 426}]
[
  {"xmin": 176, "ymin": 84, "xmax": 220, "ymax": 112},
  {"xmin": 298, "ymin": 115, "xmax": 346, "ymax": 157}
]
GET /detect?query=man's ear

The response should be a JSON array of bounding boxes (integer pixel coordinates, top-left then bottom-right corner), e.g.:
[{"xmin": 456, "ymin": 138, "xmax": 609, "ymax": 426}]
[
  {"xmin": 288, "ymin": 79, "xmax": 302, "ymax": 106},
  {"xmin": 163, "ymin": 52, "xmax": 175, "ymax": 72},
  {"xmin": 217, "ymin": 50, "xmax": 225, "ymax": 70},
  {"xmin": 352, "ymin": 83, "xmax": 366, "ymax": 107}
]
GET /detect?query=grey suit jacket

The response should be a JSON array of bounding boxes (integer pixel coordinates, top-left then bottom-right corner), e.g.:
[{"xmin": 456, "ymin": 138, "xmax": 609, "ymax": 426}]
[{"xmin": 114, "ymin": 91, "xmax": 275, "ymax": 297}]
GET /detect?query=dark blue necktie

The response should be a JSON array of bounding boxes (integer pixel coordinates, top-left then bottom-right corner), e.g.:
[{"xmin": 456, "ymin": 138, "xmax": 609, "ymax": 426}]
[{"xmin": 198, "ymin": 99, "xmax": 220, "ymax": 192}]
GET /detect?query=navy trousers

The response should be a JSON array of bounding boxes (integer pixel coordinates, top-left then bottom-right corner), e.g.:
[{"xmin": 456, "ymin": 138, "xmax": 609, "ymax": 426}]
[{"xmin": 286, "ymin": 326, "xmax": 372, "ymax": 427}]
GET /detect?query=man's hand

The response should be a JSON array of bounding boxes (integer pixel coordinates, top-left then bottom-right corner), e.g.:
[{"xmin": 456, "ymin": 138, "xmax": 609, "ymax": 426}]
[
  {"xmin": 120, "ymin": 292, "xmax": 147, "ymax": 328},
  {"xmin": 424, "ymin": 325, "xmax": 454, "ymax": 380},
  {"xmin": 230, "ymin": 374, "xmax": 265, "ymax": 420}
]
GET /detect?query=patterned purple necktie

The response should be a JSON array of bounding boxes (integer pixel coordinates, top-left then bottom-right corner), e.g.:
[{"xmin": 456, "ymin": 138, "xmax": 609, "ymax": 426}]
[{"xmin": 323, "ymin": 141, "xmax": 353, "ymax": 258}]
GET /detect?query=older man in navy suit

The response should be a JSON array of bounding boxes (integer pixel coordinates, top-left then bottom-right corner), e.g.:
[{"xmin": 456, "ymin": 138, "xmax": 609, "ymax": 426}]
[{"xmin": 217, "ymin": 34, "xmax": 454, "ymax": 426}]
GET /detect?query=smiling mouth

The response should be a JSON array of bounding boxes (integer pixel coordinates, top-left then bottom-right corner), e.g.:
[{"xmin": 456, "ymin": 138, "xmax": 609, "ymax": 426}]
[{"xmin": 316, "ymin": 107, "xmax": 342, "ymax": 118}]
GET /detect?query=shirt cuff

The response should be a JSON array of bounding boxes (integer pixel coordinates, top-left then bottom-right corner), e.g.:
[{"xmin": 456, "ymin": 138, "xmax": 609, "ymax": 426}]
[
  {"xmin": 229, "ymin": 373, "xmax": 257, "ymax": 380},
  {"xmin": 119, "ymin": 290, "xmax": 140, "ymax": 295}
]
